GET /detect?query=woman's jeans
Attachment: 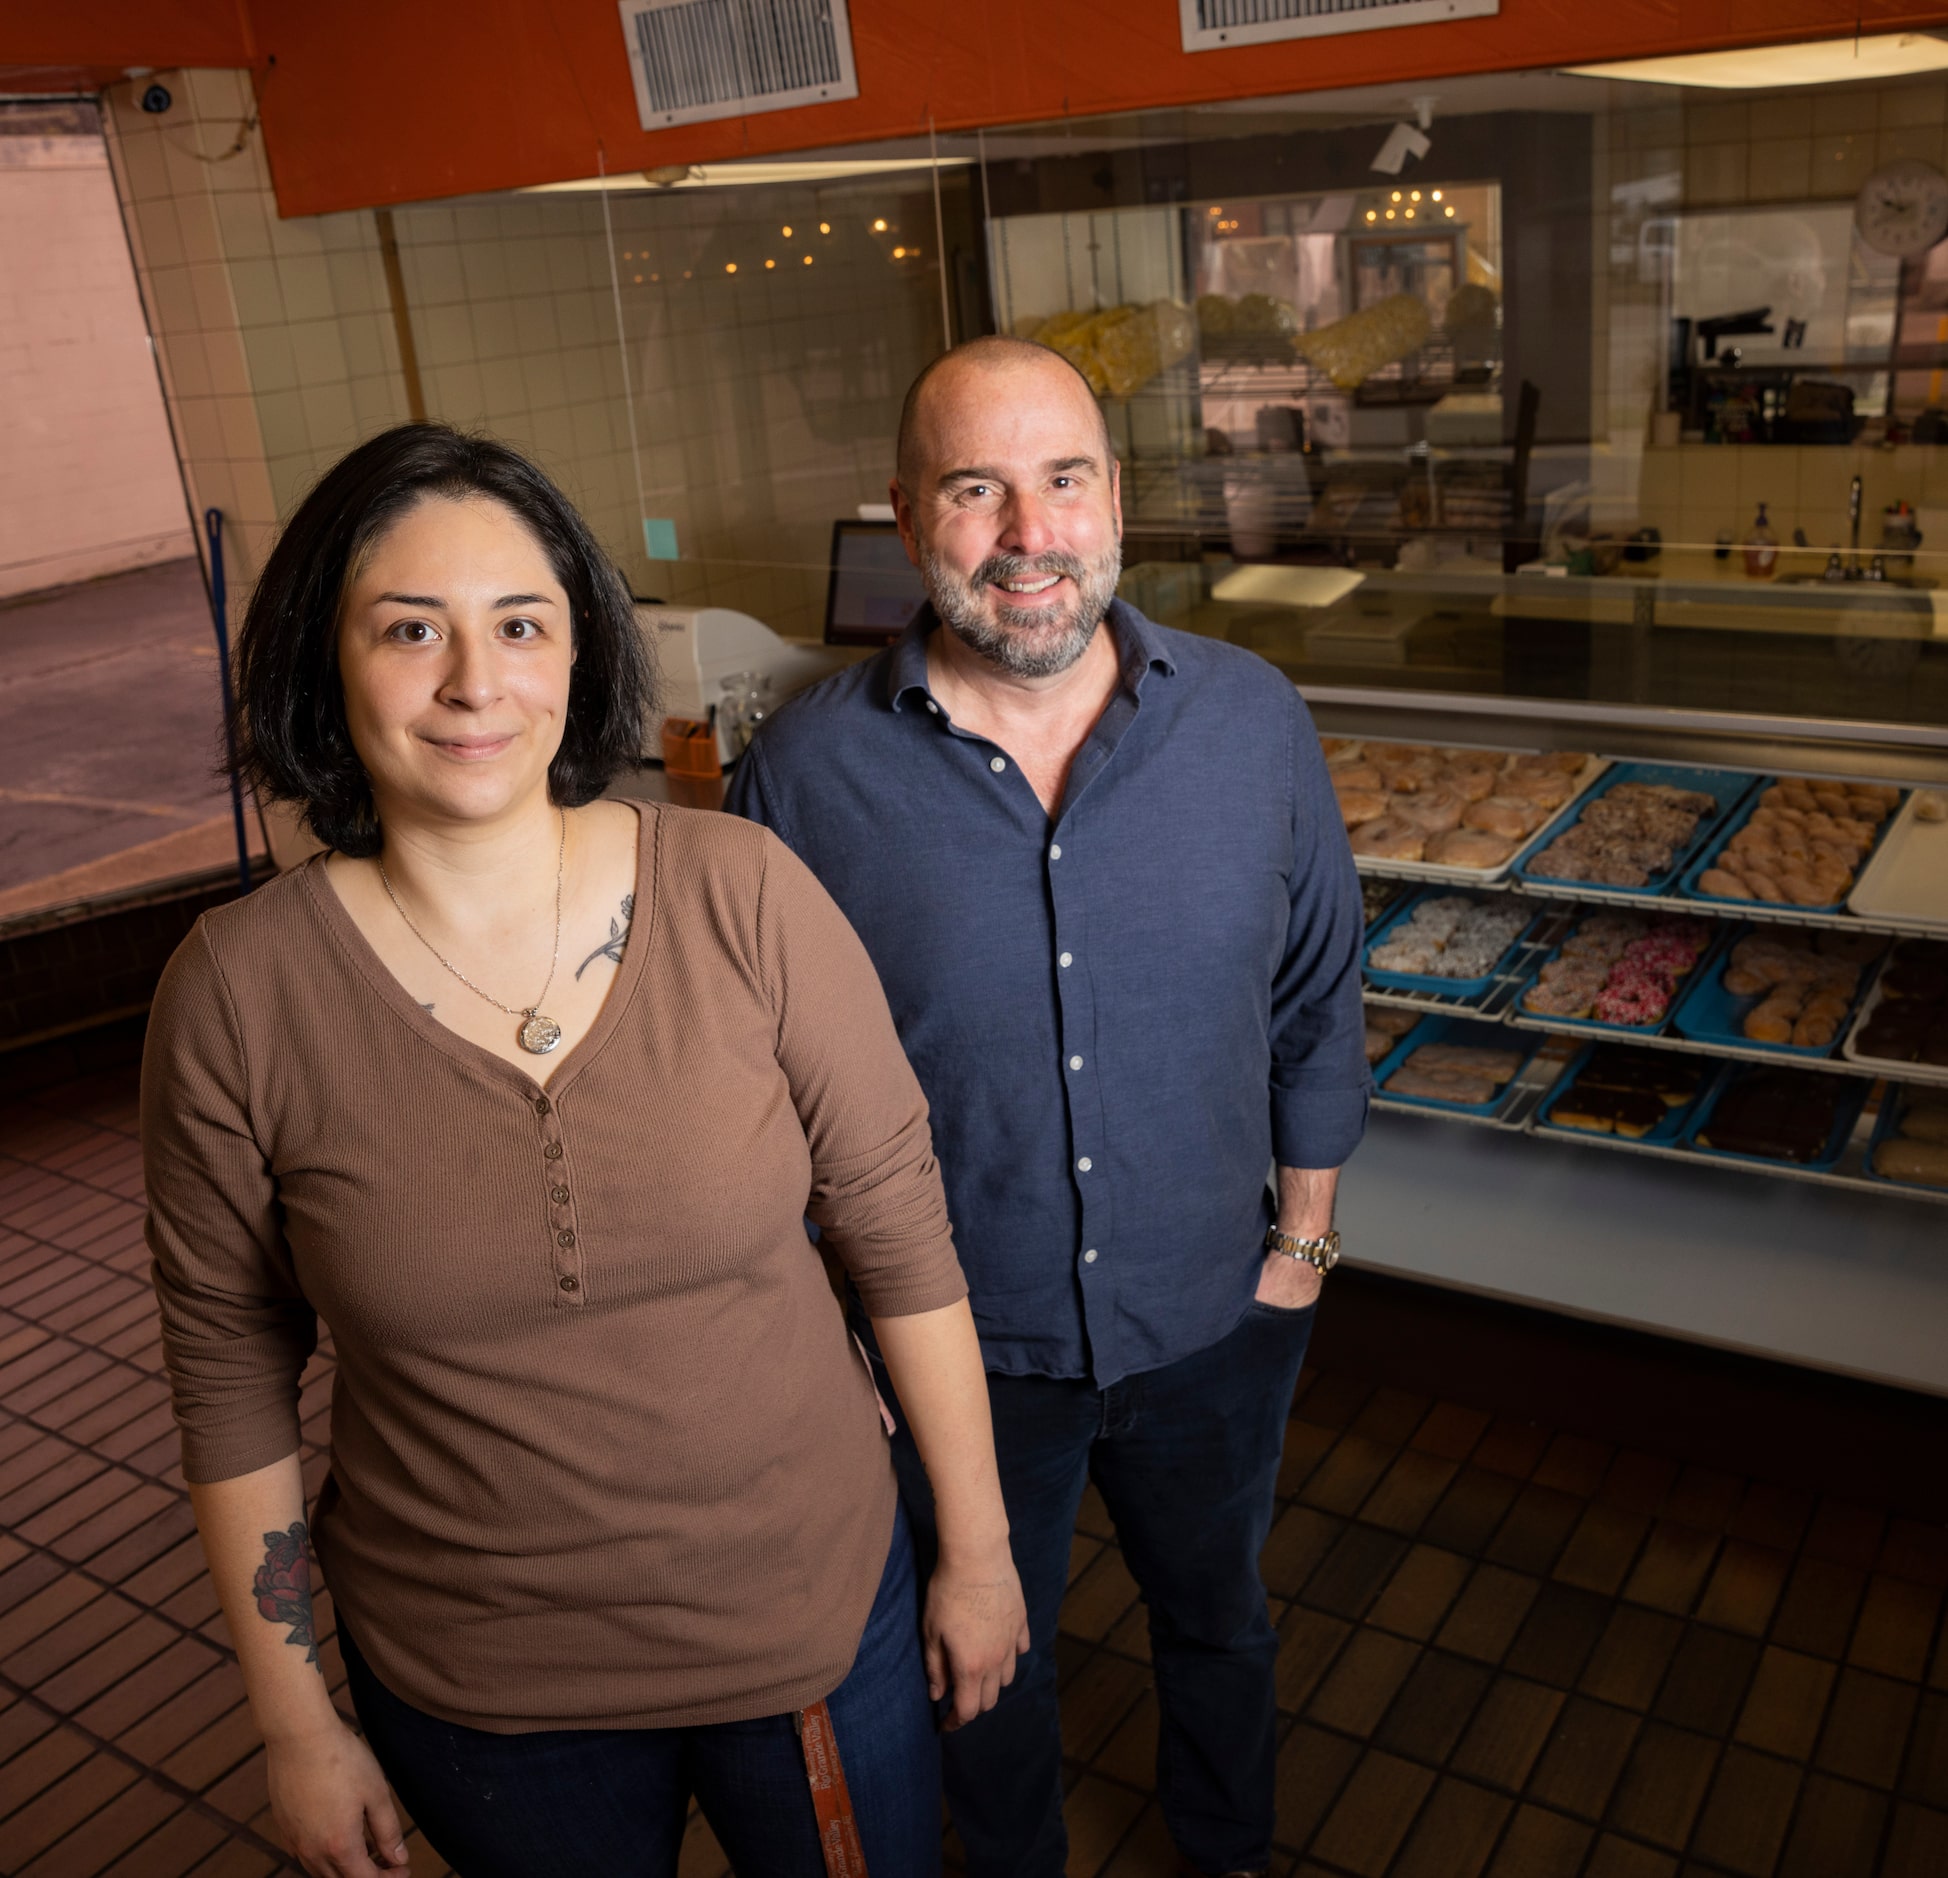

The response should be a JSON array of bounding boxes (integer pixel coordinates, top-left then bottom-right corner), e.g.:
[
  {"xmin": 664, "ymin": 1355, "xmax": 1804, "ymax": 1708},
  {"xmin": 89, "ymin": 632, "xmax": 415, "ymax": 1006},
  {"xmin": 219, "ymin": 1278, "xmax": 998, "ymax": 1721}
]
[{"xmin": 340, "ymin": 1503, "xmax": 939, "ymax": 1877}]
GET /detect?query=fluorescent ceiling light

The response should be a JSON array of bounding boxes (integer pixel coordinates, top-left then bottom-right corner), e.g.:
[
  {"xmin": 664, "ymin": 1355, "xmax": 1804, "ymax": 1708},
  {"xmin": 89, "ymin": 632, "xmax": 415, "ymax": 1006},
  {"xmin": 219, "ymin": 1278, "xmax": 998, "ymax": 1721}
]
[
  {"xmin": 1565, "ymin": 31, "xmax": 1948, "ymax": 90},
  {"xmin": 522, "ymin": 156, "xmax": 970, "ymax": 194}
]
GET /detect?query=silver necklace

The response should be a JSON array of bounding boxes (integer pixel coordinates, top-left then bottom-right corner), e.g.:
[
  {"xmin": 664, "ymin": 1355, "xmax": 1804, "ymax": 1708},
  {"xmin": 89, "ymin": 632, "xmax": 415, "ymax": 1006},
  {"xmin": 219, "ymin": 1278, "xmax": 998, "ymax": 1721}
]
[{"xmin": 379, "ymin": 810, "xmax": 568, "ymax": 1055}]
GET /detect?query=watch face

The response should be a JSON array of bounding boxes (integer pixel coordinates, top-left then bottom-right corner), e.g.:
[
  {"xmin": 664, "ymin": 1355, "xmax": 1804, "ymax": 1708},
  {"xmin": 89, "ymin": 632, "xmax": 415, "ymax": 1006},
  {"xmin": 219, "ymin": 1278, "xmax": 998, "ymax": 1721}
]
[{"xmin": 1857, "ymin": 159, "xmax": 1948, "ymax": 258}]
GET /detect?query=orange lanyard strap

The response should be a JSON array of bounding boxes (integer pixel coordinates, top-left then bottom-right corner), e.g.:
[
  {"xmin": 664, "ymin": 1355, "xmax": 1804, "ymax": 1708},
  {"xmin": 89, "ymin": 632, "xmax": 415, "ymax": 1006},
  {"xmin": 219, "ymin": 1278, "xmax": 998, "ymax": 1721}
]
[{"xmin": 797, "ymin": 1698, "xmax": 870, "ymax": 1878}]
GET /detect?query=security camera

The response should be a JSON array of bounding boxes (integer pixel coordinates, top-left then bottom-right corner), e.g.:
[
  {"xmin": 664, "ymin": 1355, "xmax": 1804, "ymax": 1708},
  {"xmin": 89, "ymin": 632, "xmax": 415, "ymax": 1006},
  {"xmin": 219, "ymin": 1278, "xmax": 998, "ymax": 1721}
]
[
  {"xmin": 1370, "ymin": 121, "xmax": 1431, "ymax": 176},
  {"xmin": 140, "ymin": 82, "xmax": 173, "ymax": 115}
]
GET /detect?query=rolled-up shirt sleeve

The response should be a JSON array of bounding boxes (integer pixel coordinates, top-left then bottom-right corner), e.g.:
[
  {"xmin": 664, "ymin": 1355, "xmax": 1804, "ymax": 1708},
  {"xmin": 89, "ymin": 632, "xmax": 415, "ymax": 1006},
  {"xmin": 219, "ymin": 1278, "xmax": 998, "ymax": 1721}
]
[
  {"xmin": 754, "ymin": 831, "xmax": 968, "ymax": 1320},
  {"xmin": 1269, "ymin": 690, "xmax": 1372, "ymax": 1169},
  {"xmin": 141, "ymin": 925, "xmax": 316, "ymax": 1484}
]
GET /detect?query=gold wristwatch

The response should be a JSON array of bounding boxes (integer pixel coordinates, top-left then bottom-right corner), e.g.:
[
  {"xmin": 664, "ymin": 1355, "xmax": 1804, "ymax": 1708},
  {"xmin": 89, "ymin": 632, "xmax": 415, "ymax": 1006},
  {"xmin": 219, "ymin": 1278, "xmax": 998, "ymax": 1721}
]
[{"xmin": 1265, "ymin": 1226, "xmax": 1341, "ymax": 1274}]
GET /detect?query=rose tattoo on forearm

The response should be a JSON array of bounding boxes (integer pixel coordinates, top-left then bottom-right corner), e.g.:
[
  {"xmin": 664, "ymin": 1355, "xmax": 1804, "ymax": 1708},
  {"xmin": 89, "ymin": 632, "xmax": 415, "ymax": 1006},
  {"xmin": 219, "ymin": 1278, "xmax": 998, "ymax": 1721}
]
[{"xmin": 252, "ymin": 1520, "xmax": 321, "ymax": 1667}]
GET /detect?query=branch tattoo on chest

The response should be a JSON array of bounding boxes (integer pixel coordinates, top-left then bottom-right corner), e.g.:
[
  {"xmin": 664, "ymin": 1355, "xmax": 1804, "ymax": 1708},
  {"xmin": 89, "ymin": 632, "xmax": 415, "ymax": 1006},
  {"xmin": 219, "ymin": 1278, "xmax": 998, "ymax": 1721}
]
[{"xmin": 575, "ymin": 892, "xmax": 633, "ymax": 980}]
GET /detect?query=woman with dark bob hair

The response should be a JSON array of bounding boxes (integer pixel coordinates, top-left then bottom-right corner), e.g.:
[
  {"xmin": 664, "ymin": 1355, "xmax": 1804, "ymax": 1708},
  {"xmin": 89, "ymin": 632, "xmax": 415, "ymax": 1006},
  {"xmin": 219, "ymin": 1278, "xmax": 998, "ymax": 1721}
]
[{"xmin": 141, "ymin": 424, "xmax": 1025, "ymax": 1878}]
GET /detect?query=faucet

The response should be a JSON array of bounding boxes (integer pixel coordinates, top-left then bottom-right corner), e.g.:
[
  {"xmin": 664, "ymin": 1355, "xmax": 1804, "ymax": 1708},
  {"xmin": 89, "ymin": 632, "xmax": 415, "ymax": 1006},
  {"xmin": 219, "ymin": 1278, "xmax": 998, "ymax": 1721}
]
[{"xmin": 1849, "ymin": 474, "xmax": 1864, "ymax": 575}]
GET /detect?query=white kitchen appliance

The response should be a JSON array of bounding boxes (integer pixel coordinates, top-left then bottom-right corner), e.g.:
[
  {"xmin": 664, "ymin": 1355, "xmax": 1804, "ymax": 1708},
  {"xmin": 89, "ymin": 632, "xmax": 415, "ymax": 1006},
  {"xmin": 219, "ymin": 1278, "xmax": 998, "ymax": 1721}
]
[{"xmin": 635, "ymin": 604, "xmax": 847, "ymax": 763}]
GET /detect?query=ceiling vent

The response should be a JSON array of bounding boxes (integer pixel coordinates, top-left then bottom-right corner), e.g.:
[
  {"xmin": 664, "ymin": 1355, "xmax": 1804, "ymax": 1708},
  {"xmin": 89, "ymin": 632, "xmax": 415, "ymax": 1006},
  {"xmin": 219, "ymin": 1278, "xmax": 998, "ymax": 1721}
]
[
  {"xmin": 1181, "ymin": 0, "xmax": 1498, "ymax": 55},
  {"xmin": 619, "ymin": 0, "xmax": 858, "ymax": 130}
]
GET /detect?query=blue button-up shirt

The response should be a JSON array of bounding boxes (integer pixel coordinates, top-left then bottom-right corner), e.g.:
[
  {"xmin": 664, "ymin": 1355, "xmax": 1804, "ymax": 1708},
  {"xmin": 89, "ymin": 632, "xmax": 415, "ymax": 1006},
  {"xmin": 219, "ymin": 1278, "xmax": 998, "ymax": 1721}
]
[{"xmin": 725, "ymin": 601, "xmax": 1369, "ymax": 1387}]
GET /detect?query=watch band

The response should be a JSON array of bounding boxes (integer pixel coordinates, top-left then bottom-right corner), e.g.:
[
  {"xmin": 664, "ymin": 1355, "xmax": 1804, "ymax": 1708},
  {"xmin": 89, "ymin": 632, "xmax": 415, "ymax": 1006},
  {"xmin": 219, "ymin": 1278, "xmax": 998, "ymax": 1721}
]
[{"xmin": 1265, "ymin": 1225, "xmax": 1341, "ymax": 1274}]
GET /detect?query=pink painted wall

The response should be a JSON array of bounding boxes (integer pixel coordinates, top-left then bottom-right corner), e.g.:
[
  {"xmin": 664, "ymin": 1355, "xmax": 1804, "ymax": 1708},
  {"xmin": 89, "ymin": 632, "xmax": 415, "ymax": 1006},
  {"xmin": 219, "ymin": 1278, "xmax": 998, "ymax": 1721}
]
[{"xmin": 0, "ymin": 128, "xmax": 194, "ymax": 599}]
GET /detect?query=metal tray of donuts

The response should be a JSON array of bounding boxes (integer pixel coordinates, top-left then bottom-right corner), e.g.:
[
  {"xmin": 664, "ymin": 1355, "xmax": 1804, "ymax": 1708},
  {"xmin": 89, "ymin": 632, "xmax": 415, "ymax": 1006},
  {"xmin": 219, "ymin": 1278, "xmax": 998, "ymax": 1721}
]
[
  {"xmin": 1370, "ymin": 1014, "xmax": 1542, "ymax": 1117},
  {"xmin": 1511, "ymin": 762, "xmax": 1756, "ymax": 899},
  {"xmin": 1677, "ymin": 777, "xmax": 1905, "ymax": 915},
  {"xmin": 1532, "ymin": 1041, "xmax": 1716, "ymax": 1146},
  {"xmin": 1847, "ymin": 790, "xmax": 1948, "ymax": 935},
  {"xmin": 1839, "ymin": 938, "xmax": 1948, "ymax": 1086},
  {"xmin": 1332, "ymin": 739, "xmax": 1610, "ymax": 885},
  {"xmin": 1669, "ymin": 923, "xmax": 1888, "ymax": 1061},
  {"xmin": 1362, "ymin": 887, "xmax": 1549, "ymax": 999},
  {"xmin": 1508, "ymin": 910, "xmax": 1726, "ymax": 1039},
  {"xmin": 1859, "ymin": 1084, "xmax": 1948, "ymax": 1192},
  {"xmin": 1679, "ymin": 1063, "xmax": 1871, "ymax": 1174}
]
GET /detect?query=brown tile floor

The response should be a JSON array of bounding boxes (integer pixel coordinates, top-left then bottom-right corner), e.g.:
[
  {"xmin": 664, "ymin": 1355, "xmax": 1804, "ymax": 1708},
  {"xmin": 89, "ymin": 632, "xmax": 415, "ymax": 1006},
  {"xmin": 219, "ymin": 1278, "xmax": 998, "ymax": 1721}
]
[{"xmin": 5, "ymin": 1052, "xmax": 1948, "ymax": 1876}]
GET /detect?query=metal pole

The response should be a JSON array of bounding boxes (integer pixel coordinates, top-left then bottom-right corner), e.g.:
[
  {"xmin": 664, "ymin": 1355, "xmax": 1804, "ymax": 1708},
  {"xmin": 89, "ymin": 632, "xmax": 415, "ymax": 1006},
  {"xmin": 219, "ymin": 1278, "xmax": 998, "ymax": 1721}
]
[{"xmin": 203, "ymin": 508, "xmax": 254, "ymax": 894}]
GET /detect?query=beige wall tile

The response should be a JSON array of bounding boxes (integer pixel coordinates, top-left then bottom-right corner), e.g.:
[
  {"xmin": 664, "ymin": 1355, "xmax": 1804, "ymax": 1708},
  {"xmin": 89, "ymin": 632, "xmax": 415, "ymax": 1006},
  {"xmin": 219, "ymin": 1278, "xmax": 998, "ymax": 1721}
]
[
  {"xmin": 188, "ymin": 261, "xmax": 236, "ymax": 332},
  {"xmin": 405, "ymin": 242, "xmax": 467, "ymax": 307},
  {"xmin": 242, "ymin": 323, "xmax": 299, "ymax": 393},
  {"xmin": 1685, "ymin": 100, "xmax": 1749, "ymax": 145},
  {"xmin": 147, "ymin": 264, "xmax": 201, "ymax": 336},
  {"xmin": 300, "ymin": 381, "xmax": 359, "ymax": 451},
  {"xmin": 1877, "ymin": 125, "xmax": 1947, "ymax": 169},
  {"xmin": 216, "ymin": 392, "xmax": 263, "ymax": 461},
  {"xmin": 1748, "ymin": 139, "xmax": 1812, "ymax": 203},
  {"xmin": 226, "ymin": 255, "xmax": 284, "ymax": 328},
  {"xmin": 275, "ymin": 252, "xmax": 333, "ymax": 321},
  {"xmin": 289, "ymin": 318, "xmax": 350, "ymax": 386},
  {"xmin": 470, "ymin": 298, "xmax": 519, "ymax": 361},
  {"xmin": 1810, "ymin": 133, "xmax": 1876, "ymax": 197},
  {"xmin": 204, "ymin": 328, "xmax": 253, "ymax": 399},
  {"xmin": 254, "ymin": 388, "xmax": 309, "ymax": 461},
  {"xmin": 1813, "ymin": 88, "xmax": 1882, "ymax": 136},
  {"xmin": 461, "ymin": 242, "xmax": 511, "ymax": 302}
]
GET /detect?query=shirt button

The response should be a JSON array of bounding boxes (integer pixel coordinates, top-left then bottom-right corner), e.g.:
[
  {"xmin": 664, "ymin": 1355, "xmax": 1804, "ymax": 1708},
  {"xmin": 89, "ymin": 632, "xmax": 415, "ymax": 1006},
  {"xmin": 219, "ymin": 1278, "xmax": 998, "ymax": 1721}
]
[
  {"xmin": 925, "ymin": 700, "xmax": 939, "ymax": 715},
  {"xmin": 544, "ymin": 1142, "xmax": 564, "ymax": 1160},
  {"xmin": 557, "ymin": 1228, "xmax": 576, "ymax": 1248},
  {"xmin": 1077, "ymin": 1156, "xmax": 1092, "ymax": 1172},
  {"xmin": 551, "ymin": 1186, "xmax": 570, "ymax": 1205},
  {"xmin": 533, "ymin": 1095, "xmax": 551, "ymax": 1116},
  {"xmin": 558, "ymin": 1275, "xmax": 579, "ymax": 1292},
  {"xmin": 1059, "ymin": 951, "xmax": 1073, "ymax": 968},
  {"xmin": 1069, "ymin": 1055, "xmax": 1084, "ymax": 1070},
  {"xmin": 1049, "ymin": 843, "xmax": 1062, "ymax": 860},
  {"xmin": 1083, "ymin": 1248, "xmax": 1099, "ymax": 1264},
  {"xmin": 989, "ymin": 755, "xmax": 1006, "ymax": 773}
]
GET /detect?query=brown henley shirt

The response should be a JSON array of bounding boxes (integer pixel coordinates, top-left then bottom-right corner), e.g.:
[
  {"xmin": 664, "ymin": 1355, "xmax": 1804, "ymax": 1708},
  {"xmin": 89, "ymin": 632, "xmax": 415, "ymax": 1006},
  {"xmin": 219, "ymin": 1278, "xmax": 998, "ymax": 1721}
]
[{"xmin": 141, "ymin": 804, "xmax": 968, "ymax": 1732}]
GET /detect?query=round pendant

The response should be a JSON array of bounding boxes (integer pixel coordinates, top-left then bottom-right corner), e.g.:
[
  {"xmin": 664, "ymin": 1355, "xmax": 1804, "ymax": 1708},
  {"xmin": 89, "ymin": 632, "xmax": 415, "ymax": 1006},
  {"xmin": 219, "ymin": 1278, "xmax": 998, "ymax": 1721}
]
[{"xmin": 518, "ymin": 1012, "xmax": 563, "ymax": 1055}]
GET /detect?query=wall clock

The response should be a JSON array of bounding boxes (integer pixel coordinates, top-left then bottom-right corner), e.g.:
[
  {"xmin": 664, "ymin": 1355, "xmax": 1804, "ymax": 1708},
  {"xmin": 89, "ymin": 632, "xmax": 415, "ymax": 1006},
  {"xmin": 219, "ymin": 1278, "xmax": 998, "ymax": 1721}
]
[{"xmin": 1856, "ymin": 158, "xmax": 1948, "ymax": 258}]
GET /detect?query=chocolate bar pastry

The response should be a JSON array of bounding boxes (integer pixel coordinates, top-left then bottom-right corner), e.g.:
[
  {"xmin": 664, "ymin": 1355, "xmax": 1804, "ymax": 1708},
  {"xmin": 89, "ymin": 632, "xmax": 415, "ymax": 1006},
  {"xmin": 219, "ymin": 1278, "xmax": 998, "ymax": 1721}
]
[
  {"xmin": 1697, "ymin": 1068, "xmax": 1846, "ymax": 1163},
  {"xmin": 1857, "ymin": 937, "xmax": 1948, "ymax": 1064},
  {"xmin": 1548, "ymin": 1045, "xmax": 1704, "ymax": 1137}
]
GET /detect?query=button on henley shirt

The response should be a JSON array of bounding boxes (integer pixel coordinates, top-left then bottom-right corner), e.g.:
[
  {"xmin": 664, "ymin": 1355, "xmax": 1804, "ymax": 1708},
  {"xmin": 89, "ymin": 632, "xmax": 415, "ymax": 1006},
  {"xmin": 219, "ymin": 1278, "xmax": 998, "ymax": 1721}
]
[
  {"xmin": 726, "ymin": 601, "xmax": 1370, "ymax": 1387},
  {"xmin": 141, "ymin": 805, "xmax": 967, "ymax": 1732}
]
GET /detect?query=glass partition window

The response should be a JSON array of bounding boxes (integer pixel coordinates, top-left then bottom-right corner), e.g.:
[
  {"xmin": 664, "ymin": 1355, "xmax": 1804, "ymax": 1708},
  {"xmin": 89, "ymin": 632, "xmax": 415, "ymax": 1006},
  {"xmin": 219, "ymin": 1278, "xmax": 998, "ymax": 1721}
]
[{"xmin": 346, "ymin": 54, "xmax": 1948, "ymax": 731}]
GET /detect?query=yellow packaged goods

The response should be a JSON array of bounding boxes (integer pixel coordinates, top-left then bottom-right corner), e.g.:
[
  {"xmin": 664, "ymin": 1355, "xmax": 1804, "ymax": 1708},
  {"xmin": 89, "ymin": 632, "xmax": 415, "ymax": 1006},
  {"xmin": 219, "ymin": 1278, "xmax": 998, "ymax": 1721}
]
[
  {"xmin": 1443, "ymin": 281, "xmax": 1499, "ymax": 337},
  {"xmin": 1232, "ymin": 292, "xmax": 1300, "ymax": 337},
  {"xmin": 1029, "ymin": 302, "xmax": 1196, "ymax": 400},
  {"xmin": 1196, "ymin": 293, "xmax": 1237, "ymax": 335},
  {"xmin": 1296, "ymin": 292, "xmax": 1434, "ymax": 390},
  {"xmin": 1093, "ymin": 300, "xmax": 1196, "ymax": 398}
]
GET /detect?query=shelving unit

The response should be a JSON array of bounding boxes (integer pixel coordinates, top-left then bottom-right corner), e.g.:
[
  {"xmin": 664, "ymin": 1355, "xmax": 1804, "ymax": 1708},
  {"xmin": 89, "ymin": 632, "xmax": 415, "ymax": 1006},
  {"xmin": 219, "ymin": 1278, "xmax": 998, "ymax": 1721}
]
[
  {"xmin": 1316, "ymin": 698, "xmax": 1948, "ymax": 1394},
  {"xmin": 1358, "ymin": 854, "xmax": 1948, "ymax": 1205}
]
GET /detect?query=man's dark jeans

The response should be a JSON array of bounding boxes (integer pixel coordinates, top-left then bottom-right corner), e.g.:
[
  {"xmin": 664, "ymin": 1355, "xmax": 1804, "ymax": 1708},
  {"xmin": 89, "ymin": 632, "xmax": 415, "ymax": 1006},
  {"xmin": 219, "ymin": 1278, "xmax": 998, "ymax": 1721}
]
[{"xmin": 878, "ymin": 1297, "xmax": 1316, "ymax": 1877}]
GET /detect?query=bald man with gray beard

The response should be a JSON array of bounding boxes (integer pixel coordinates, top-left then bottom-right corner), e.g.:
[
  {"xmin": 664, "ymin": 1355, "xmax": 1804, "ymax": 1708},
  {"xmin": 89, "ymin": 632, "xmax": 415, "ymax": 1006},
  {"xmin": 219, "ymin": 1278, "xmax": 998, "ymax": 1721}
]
[{"xmin": 728, "ymin": 337, "xmax": 1369, "ymax": 1877}]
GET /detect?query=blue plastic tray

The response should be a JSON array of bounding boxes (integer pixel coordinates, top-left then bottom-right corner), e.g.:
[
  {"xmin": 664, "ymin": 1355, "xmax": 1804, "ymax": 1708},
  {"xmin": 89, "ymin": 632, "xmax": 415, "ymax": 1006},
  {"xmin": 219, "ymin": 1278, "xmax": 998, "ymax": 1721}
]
[
  {"xmin": 1680, "ymin": 1064, "xmax": 1869, "ymax": 1173},
  {"xmin": 1362, "ymin": 887, "xmax": 1546, "ymax": 997},
  {"xmin": 1371, "ymin": 1014, "xmax": 1540, "ymax": 1115},
  {"xmin": 1669, "ymin": 925, "xmax": 1884, "ymax": 1061},
  {"xmin": 1677, "ymin": 780, "xmax": 1906, "ymax": 914},
  {"xmin": 1533, "ymin": 1041, "xmax": 1717, "ymax": 1145},
  {"xmin": 1511, "ymin": 920, "xmax": 1728, "ymax": 1039},
  {"xmin": 1361, "ymin": 879, "xmax": 1413, "ymax": 940},
  {"xmin": 1858, "ymin": 1085, "xmax": 1948, "ymax": 1193},
  {"xmin": 1513, "ymin": 763, "xmax": 1759, "ymax": 898}
]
